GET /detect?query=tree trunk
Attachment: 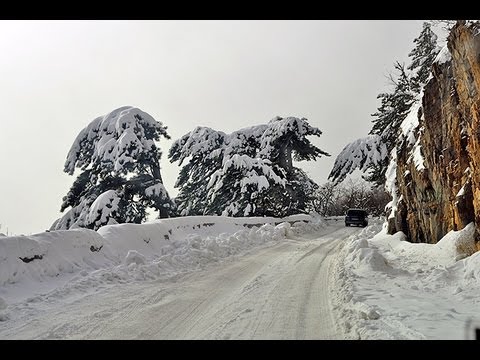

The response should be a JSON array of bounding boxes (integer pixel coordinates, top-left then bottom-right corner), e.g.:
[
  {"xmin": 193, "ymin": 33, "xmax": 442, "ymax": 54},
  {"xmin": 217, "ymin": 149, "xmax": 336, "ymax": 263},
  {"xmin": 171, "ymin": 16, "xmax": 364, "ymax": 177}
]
[
  {"xmin": 151, "ymin": 162, "xmax": 163, "ymax": 183},
  {"xmin": 151, "ymin": 162, "xmax": 169, "ymax": 219},
  {"xmin": 158, "ymin": 206, "xmax": 169, "ymax": 219}
]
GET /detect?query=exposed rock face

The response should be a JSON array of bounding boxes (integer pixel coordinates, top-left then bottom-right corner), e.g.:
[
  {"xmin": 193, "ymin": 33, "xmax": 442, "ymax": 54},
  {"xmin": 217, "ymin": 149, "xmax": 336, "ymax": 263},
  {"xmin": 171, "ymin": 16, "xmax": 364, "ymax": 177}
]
[{"xmin": 390, "ymin": 21, "xmax": 480, "ymax": 244}]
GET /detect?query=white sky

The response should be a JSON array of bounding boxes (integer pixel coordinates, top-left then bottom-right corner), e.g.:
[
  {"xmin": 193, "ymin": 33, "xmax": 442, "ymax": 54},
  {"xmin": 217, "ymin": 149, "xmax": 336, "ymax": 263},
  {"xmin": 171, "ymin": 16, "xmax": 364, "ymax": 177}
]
[{"xmin": 0, "ymin": 20, "xmax": 429, "ymax": 235}]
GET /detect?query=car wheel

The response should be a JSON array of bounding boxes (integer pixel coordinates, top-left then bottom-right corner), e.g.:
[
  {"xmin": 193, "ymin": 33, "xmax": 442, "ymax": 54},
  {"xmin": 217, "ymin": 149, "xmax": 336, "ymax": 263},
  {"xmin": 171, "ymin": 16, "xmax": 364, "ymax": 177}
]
[{"xmin": 345, "ymin": 223, "xmax": 350, "ymax": 227}]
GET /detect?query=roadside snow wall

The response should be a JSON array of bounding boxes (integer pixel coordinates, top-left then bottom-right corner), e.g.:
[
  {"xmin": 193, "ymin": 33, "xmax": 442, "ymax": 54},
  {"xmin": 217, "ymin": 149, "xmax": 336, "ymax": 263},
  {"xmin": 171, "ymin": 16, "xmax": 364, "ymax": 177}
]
[{"xmin": 0, "ymin": 215, "xmax": 318, "ymax": 288}]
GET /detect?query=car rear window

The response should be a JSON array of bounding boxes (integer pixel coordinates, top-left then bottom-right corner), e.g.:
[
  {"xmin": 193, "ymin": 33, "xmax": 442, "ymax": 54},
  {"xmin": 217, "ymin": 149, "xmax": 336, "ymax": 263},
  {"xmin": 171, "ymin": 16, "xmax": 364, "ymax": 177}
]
[{"xmin": 347, "ymin": 210, "xmax": 366, "ymax": 217}]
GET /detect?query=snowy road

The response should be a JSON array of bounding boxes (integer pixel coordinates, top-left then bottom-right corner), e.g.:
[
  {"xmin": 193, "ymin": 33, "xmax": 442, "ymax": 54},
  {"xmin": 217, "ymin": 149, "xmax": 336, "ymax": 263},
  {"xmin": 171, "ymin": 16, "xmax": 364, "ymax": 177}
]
[{"xmin": 0, "ymin": 223, "xmax": 359, "ymax": 339}]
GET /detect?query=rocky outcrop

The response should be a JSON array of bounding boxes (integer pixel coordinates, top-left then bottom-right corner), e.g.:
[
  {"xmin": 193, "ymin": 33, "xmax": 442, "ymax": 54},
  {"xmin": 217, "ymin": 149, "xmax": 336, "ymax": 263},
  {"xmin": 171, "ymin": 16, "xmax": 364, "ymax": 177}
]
[{"xmin": 390, "ymin": 21, "xmax": 480, "ymax": 245}]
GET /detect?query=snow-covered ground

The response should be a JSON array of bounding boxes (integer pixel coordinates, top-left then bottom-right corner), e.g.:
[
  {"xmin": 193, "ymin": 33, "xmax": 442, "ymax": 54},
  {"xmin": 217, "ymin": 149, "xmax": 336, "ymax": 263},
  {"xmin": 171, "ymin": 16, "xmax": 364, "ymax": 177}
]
[
  {"xmin": 1, "ymin": 214, "xmax": 479, "ymax": 339},
  {"xmin": 0, "ymin": 214, "xmax": 326, "ymax": 331},
  {"xmin": 331, "ymin": 219, "xmax": 480, "ymax": 339}
]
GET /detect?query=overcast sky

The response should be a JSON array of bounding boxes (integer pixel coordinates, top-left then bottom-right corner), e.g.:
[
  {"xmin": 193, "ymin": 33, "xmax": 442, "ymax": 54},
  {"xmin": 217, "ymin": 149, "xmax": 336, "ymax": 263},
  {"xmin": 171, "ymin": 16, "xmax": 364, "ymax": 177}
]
[{"xmin": 0, "ymin": 20, "xmax": 433, "ymax": 235}]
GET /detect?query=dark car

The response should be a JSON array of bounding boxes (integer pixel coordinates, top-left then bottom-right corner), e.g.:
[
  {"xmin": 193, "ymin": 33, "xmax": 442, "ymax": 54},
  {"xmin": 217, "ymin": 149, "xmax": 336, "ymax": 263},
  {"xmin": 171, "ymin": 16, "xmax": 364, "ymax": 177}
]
[{"xmin": 345, "ymin": 208, "xmax": 368, "ymax": 227}]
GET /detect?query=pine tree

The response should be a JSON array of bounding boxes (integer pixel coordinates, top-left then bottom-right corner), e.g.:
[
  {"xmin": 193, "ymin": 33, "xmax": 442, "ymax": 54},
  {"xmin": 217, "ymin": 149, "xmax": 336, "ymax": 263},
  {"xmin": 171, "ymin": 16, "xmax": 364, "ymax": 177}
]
[
  {"xmin": 367, "ymin": 24, "xmax": 438, "ymax": 185},
  {"xmin": 408, "ymin": 22, "xmax": 439, "ymax": 93},
  {"xmin": 367, "ymin": 62, "xmax": 415, "ymax": 185},
  {"xmin": 259, "ymin": 117, "xmax": 329, "ymax": 216},
  {"xmin": 328, "ymin": 23, "xmax": 440, "ymax": 189},
  {"xmin": 170, "ymin": 116, "xmax": 329, "ymax": 218},
  {"xmin": 168, "ymin": 126, "xmax": 226, "ymax": 216},
  {"xmin": 371, "ymin": 63, "xmax": 415, "ymax": 145},
  {"xmin": 259, "ymin": 116, "xmax": 329, "ymax": 172},
  {"xmin": 328, "ymin": 135, "xmax": 387, "ymax": 186},
  {"xmin": 52, "ymin": 106, "xmax": 174, "ymax": 230},
  {"xmin": 204, "ymin": 120, "xmax": 291, "ymax": 217},
  {"xmin": 206, "ymin": 154, "xmax": 287, "ymax": 217},
  {"xmin": 285, "ymin": 167, "xmax": 320, "ymax": 215}
]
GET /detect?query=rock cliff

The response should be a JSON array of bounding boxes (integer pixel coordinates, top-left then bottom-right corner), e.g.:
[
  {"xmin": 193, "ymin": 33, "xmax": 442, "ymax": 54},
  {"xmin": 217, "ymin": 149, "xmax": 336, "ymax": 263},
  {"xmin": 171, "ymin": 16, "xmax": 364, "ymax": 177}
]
[{"xmin": 390, "ymin": 21, "xmax": 480, "ymax": 247}]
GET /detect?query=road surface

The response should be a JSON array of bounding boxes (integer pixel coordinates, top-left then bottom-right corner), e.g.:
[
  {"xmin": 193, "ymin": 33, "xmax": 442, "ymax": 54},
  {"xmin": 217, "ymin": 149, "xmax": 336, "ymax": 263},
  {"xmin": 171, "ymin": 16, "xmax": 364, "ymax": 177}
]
[{"xmin": 0, "ymin": 223, "xmax": 360, "ymax": 339}]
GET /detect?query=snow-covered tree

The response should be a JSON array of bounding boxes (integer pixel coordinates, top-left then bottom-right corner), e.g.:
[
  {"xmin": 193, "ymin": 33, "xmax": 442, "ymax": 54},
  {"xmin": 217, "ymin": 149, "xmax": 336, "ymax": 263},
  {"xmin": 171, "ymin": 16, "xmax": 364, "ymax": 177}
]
[
  {"xmin": 168, "ymin": 126, "xmax": 227, "ymax": 216},
  {"xmin": 51, "ymin": 106, "xmax": 174, "ymax": 231},
  {"xmin": 206, "ymin": 154, "xmax": 287, "ymax": 217},
  {"xmin": 370, "ymin": 62, "xmax": 415, "ymax": 146},
  {"xmin": 312, "ymin": 182, "xmax": 340, "ymax": 216},
  {"xmin": 328, "ymin": 135, "xmax": 387, "ymax": 185},
  {"xmin": 259, "ymin": 117, "xmax": 329, "ymax": 216},
  {"xmin": 329, "ymin": 63, "xmax": 415, "ymax": 188},
  {"xmin": 205, "ymin": 124, "xmax": 283, "ymax": 217},
  {"xmin": 329, "ymin": 21, "xmax": 440, "ymax": 193},
  {"xmin": 169, "ymin": 116, "xmax": 329, "ymax": 217},
  {"xmin": 259, "ymin": 116, "xmax": 329, "ymax": 172},
  {"xmin": 366, "ymin": 24, "xmax": 438, "ymax": 186},
  {"xmin": 408, "ymin": 22, "xmax": 439, "ymax": 93},
  {"xmin": 285, "ymin": 167, "xmax": 321, "ymax": 215}
]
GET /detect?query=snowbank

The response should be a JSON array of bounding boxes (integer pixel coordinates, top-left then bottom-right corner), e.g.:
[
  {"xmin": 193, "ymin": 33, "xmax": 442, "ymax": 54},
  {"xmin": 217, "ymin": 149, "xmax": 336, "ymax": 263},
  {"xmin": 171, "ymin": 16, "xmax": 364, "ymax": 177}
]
[
  {"xmin": 331, "ymin": 221, "xmax": 480, "ymax": 339},
  {"xmin": 0, "ymin": 229, "xmax": 113, "ymax": 288},
  {"xmin": 0, "ymin": 214, "xmax": 322, "ymax": 299}
]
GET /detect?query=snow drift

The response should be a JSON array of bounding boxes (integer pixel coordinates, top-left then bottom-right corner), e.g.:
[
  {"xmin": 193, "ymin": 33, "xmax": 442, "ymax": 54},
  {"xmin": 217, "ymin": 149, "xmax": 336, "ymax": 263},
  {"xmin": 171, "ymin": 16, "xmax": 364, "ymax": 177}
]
[
  {"xmin": 331, "ymin": 219, "xmax": 480, "ymax": 339},
  {"xmin": 0, "ymin": 229, "xmax": 112, "ymax": 287}
]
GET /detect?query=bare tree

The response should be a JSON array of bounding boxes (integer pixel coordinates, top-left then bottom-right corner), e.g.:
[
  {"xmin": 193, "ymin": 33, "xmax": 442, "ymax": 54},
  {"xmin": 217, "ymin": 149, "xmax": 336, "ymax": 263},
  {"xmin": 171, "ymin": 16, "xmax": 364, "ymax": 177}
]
[
  {"xmin": 312, "ymin": 182, "xmax": 340, "ymax": 216},
  {"xmin": 336, "ymin": 179, "xmax": 365, "ymax": 212},
  {"xmin": 367, "ymin": 187, "xmax": 392, "ymax": 216},
  {"xmin": 314, "ymin": 179, "xmax": 391, "ymax": 217}
]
